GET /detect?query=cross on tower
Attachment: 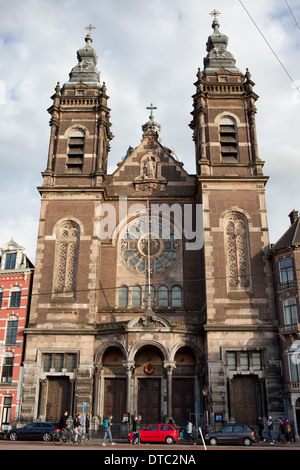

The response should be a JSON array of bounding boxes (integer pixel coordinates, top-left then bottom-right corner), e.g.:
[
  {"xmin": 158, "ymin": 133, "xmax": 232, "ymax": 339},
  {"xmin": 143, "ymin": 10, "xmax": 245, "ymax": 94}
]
[
  {"xmin": 146, "ymin": 103, "xmax": 157, "ymax": 121},
  {"xmin": 209, "ymin": 9, "xmax": 221, "ymax": 20},
  {"xmin": 85, "ymin": 24, "xmax": 96, "ymax": 35}
]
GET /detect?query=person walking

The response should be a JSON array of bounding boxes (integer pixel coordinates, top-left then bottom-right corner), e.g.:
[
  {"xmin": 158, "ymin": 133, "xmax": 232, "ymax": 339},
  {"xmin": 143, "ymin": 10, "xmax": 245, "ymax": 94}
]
[
  {"xmin": 131, "ymin": 415, "xmax": 142, "ymax": 445},
  {"xmin": 279, "ymin": 419, "xmax": 286, "ymax": 444},
  {"xmin": 186, "ymin": 420, "xmax": 196, "ymax": 445},
  {"xmin": 102, "ymin": 415, "xmax": 116, "ymax": 446},
  {"xmin": 267, "ymin": 416, "xmax": 274, "ymax": 444},
  {"xmin": 73, "ymin": 413, "xmax": 82, "ymax": 442},
  {"xmin": 258, "ymin": 416, "xmax": 266, "ymax": 442},
  {"xmin": 285, "ymin": 419, "xmax": 292, "ymax": 443}
]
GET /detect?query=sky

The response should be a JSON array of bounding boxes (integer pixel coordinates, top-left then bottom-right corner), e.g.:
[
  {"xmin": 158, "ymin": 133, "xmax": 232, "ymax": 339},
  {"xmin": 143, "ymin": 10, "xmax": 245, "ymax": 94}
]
[{"xmin": 0, "ymin": 0, "xmax": 300, "ymax": 262}]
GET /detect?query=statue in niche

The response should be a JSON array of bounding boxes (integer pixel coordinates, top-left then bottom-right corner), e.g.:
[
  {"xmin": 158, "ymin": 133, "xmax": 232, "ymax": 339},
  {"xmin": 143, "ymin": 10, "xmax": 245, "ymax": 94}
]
[{"xmin": 143, "ymin": 156, "xmax": 157, "ymax": 179}]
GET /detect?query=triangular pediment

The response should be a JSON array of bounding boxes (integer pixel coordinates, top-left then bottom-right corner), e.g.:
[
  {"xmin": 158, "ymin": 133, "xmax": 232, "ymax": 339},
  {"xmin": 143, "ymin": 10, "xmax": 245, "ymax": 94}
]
[{"xmin": 108, "ymin": 132, "xmax": 195, "ymax": 197}]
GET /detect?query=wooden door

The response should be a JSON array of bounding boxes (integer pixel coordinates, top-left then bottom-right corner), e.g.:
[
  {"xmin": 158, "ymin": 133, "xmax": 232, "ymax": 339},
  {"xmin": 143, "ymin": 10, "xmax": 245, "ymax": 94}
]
[
  {"xmin": 172, "ymin": 378, "xmax": 194, "ymax": 425},
  {"xmin": 232, "ymin": 375, "xmax": 258, "ymax": 424},
  {"xmin": 46, "ymin": 377, "xmax": 71, "ymax": 424},
  {"xmin": 104, "ymin": 378, "xmax": 126, "ymax": 422},
  {"xmin": 138, "ymin": 378, "xmax": 161, "ymax": 424}
]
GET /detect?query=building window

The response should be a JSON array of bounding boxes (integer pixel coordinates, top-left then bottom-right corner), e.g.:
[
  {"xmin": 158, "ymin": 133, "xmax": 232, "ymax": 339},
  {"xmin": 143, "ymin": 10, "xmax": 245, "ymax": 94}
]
[
  {"xmin": 1, "ymin": 353, "xmax": 14, "ymax": 383},
  {"xmin": 5, "ymin": 253, "xmax": 16, "ymax": 270},
  {"xmin": 54, "ymin": 221, "xmax": 80, "ymax": 296},
  {"xmin": 1, "ymin": 396, "xmax": 12, "ymax": 425},
  {"xmin": 66, "ymin": 129, "xmax": 85, "ymax": 173},
  {"xmin": 132, "ymin": 286, "xmax": 142, "ymax": 308},
  {"xmin": 10, "ymin": 287, "xmax": 21, "ymax": 308},
  {"xmin": 42, "ymin": 353, "xmax": 77, "ymax": 372},
  {"xmin": 171, "ymin": 286, "xmax": 182, "ymax": 308},
  {"xmin": 158, "ymin": 286, "xmax": 169, "ymax": 308},
  {"xmin": 6, "ymin": 316, "xmax": 18, "ymax": 344},
  {"xmin": 279, "ymin": 259, "xmax": 295, "ymax": 290},
  {"xmin": 219, "ymin": 116, "xmax": 238, "ymax": 161},
  {"xmin": 289, "ymin": 342, "xmax": 300, "ymax": 382},
  {"xmin": 227, "ymin": 350, "xmax": 262, "ymax": 371},
  {"xmin": 225, "ymin": 212, "xmax": 250, "ymax": 290},
  {"xmin": 283, "ymin": 297, "xmax": 298, "ymax": 325},
  {"xmin": 0, "ymin": 288, "xmax": 3, "ymax": 308},
  {"xmin": 118, "ymin": 286, "xmax": 128, "ymax": 308},
  {"xmin": 227, "ymin": 352, "xmax": 237, "ymax": 371}
]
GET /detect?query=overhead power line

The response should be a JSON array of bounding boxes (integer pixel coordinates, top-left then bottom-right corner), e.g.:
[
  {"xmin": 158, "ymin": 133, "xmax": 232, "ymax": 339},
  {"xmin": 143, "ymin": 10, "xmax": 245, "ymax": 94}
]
[
  {"xmin": 285, "ymin": 0, "xmax": 300, "ymax": 31},
  {"xmin": 239, "ymin": 0, "xmax": 300, "ymax": 95}
]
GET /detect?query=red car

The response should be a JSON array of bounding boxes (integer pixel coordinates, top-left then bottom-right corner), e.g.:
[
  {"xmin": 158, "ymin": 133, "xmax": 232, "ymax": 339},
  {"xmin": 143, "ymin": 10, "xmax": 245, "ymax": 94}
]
[{"xmin": 128, "ymin": 423, "xmax": 180, "ymax": 445}]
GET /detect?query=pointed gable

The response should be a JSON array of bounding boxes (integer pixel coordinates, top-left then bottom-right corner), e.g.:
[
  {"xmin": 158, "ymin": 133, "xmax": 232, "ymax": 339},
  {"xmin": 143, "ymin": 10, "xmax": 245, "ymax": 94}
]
[{"xmin": 108, "ymin": 115, "xmax": 195, "ymax": 197}]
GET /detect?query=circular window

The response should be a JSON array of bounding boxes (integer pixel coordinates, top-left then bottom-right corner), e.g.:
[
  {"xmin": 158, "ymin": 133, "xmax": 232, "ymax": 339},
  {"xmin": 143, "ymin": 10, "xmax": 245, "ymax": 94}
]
[{"xmin": 120, "ymin": 216, "xmax": 180, "ymax": 275}]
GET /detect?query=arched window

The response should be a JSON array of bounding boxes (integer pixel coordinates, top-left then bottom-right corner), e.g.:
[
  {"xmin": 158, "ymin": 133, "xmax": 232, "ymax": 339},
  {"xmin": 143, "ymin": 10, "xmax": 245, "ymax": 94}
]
[
  {"xmin": 66, "ymin": 129, "xmax": 85, "ymax": 173},
  {"xmin": 289, "ymin": 342, "xmax": 300, "ymax": 382},
  {"xmin": 225, "ymin": 212, "xmax": 250, "ymax": 290},
  {"xmin": 219, "ymin": 116, "xmax": 238, "ymax": 161},
  {"xmin": 118, "ymin": 286, "xmax": 128, "ymax": 308},
  {"xmin": 10, "ymin": 286, "xmax": 21, "ymax": 308},
  {"xmin": 283, "ymin": 297, "xmax": 298, "ymax": 325},
  {"xmin": 171, "ymin": 285, "xmax": 182, "ymax": 308},
  {"xmin": 54, "ymin": 221, "xmax": 80, "ymax": 296},
  {"xmin": 158, "ymin": 286, "xmax": 169, "ymax": 307},
  {"xmin": 132, "ymin": 286, "xmax": 141, "ymax": 308}
]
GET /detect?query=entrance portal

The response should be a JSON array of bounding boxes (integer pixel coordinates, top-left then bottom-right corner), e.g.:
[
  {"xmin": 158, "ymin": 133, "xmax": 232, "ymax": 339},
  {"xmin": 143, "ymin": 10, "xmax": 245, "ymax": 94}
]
[
  {"xmin": 104, "ymin": 378, "xmax": 126, "ymax": 422},
  {"xmin": 138, "ymin": 378, "xmax": 161, "ymax": 424},
  {"xmin": 232, "ymin": 375, "xmax": 258, "ymax": 424}
]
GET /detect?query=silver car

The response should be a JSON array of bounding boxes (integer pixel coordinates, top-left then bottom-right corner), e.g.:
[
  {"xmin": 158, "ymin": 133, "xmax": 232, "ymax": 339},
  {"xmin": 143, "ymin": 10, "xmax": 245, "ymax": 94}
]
[{"xmin": 205, "ymin": 424, "xmax": 256, "ymax": 446}]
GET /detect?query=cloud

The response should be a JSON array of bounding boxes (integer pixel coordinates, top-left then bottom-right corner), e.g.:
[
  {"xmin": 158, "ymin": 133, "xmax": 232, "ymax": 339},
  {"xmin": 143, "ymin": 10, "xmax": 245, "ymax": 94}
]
[{"xmin": 0, "ymin": 0, "xmax": 299, "ymax": 261}]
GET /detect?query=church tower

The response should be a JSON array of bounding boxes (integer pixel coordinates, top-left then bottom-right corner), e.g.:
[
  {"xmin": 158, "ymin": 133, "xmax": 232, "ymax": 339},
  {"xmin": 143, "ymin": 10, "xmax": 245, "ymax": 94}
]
[{"xmin": 190, "ymin": 11, "xmax": 283, "ymax": 422}]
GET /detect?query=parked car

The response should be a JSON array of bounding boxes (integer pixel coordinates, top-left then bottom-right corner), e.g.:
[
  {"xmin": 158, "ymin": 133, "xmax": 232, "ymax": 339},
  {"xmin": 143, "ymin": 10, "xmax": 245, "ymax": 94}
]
[
  {"xmin": 7, "ymin": 422, "xmax": 56, "ymax": 442},
  {"xmin": 128, "ymin": 423, "xmax": 180, "ymax": 445},
  {"xmin": 205, "ymin": 424, "xmax": 256, "ymax": 446}
]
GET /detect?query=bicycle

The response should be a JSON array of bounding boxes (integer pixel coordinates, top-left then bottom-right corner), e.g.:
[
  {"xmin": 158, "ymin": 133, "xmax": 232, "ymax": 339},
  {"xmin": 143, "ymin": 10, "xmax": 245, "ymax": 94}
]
[{"xmin": 53, "ymin": 427, "xmax": 79, "ymax": 446}]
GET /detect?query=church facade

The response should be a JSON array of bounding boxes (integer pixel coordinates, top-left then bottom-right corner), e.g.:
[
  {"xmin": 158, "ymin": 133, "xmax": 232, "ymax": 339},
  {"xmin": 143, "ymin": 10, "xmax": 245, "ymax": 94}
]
[{"xmin": 20, "ymin": 17, "xmax": 284, "ymax": 431}]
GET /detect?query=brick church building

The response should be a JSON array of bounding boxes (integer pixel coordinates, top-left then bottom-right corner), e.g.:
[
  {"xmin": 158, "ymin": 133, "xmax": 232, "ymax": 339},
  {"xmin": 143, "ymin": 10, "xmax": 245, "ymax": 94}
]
[{"xmin": 20, "ymin": 16, "xmax": 284, "ymax": 431}]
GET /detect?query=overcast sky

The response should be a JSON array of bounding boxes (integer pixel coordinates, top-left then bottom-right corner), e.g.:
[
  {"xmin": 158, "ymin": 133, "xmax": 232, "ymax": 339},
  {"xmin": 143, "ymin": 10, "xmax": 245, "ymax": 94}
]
[{"xmin": 0, "ymin": 0, "xmax": 299, "ymax": 262}]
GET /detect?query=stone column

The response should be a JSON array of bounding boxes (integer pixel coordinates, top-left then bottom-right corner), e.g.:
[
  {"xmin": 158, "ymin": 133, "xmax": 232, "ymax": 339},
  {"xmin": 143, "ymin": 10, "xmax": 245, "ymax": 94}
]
[
  {"xmin": 123, "ymin": 361, "xmax": 135, "ymax": 415},
  {"xmin": 163, "ymin": 361, "xmax": 176, "ymax": 420}
]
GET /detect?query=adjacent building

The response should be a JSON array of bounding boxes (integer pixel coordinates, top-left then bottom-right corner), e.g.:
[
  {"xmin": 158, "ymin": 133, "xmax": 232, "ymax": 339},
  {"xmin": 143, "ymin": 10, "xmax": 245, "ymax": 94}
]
[
  {"xmin": 19, "ymin": 16, "xmax": 285, "ymax": 433},
  {"xmin": 270, "ymin": 210, "xmax": 300, "ymax": 436},
  {"xmin": 0, "ymin": 240, "xmax": 33, "ymax": 429}
]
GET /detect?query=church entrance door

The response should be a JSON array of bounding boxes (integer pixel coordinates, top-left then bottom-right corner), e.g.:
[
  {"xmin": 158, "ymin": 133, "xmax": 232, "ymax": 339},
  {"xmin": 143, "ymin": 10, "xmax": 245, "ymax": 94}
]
[
  {"xmin": 46, "ymin": 377, "xmax": 71, "ymax": 424},
  {"xmin": 138, "ymin": 378, "xmax": 161, "ymax": 424},
  {"xmin": 104, "ymin": 378, "xmax": 126, "ymax": 423},
  {"xmin": 172, "ymin": 378, "xmax": 194, "ymax": 426},
  {"xmin": 232, "ymin": 375, "xmax": 258, "ymax": 424}
]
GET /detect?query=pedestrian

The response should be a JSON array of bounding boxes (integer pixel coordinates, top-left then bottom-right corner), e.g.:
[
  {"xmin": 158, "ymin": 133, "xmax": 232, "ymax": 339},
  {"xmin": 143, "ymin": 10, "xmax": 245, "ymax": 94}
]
[
  {"xmin": 285, "ymin": 419, "xmax": 292, "ymax": 443},
  {"xmin": 85, "ymin": 414, "xmax": 90, "ymax": 437},
  {"xmin": 58, "ymin": 410, "xmax": 69, "ymax": 432},
  {"xmin": 258, "ymin": 416, "xmax": 266, "ymax": 442},
  {"xmin": 186, "ymin": 419, "xmax": 196, "ymax": 445},
  {"xmin": 131, "ymin": 415, "xmax": 142, "ymax": 445},
  {"xmin": 267, "ymin": 416, "xmax": 274, "ymax": 444},
  {"xmin": 279, "ymin": 419, "xmax": 286, "ymax": 444},
  {"xmin": 102, "ymin": 414, "xmax": 116, "ymax": 446},
  {"xmin": 73, "ymin": 413, "xmax": 82, "ymax": 442}
]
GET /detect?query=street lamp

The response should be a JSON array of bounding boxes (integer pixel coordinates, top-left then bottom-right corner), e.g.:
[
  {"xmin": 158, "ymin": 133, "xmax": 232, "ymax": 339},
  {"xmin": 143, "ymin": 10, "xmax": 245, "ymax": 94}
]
[{"xmin": 202, "ymin": 385, "xmax": 208, "ymax": 434}]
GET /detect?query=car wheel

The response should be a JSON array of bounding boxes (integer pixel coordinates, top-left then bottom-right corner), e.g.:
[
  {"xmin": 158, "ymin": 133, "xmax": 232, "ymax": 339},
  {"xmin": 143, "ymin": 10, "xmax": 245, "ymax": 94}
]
[
  {"xmin": 243, "ymin": 437, "xmax": 252, "ymax": 446},
  {"xmin": 165, "ymin": 436, "xmax": 174, "ymax": 445},
  {"xmin": 42, "ymin": 432, "xmax": 52, "ymax": 442},
  {"xmin": 209, "ymin": 437, "xmax": 218, "ymax": 446},
  {"xmin": 9, "ymin": 432, "xmax": 18, "ymax": 441}
]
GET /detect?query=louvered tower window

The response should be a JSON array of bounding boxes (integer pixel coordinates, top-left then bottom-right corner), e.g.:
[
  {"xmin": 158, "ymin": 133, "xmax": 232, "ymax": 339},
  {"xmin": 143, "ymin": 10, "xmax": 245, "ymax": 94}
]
[
  {"xmin": 219, "ymin": 116, "xmax": 238, "ymax": 161},
  {"xmin": 66, "ymin": 129, "xmax": 85, "ymax": 172}
]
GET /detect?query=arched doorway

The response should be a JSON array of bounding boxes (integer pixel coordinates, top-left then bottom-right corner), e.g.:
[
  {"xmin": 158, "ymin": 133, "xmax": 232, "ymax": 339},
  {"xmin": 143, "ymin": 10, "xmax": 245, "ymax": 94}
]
[{"xmin": 134, "ymin": 346, "xmax": 164, "ymax": 424}]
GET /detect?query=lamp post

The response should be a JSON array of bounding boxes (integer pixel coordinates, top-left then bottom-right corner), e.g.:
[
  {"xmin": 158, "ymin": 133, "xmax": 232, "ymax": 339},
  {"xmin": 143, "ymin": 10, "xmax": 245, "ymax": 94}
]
[{"xmin": 202, "ymin": 385, "xmax": 208, "ymax": 434}]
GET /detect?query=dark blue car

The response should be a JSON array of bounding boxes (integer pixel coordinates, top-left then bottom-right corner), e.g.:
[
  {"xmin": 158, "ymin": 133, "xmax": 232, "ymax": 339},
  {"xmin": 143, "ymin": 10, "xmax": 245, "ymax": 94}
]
[{"xmin": 7, "ymin": 422, "xmax": 56, "ymax": 441}]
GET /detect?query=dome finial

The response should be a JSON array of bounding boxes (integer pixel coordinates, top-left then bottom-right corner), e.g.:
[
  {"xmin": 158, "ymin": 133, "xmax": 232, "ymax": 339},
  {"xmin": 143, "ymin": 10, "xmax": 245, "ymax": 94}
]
[{"xmin": 84, "ymin": 23, "xmax": 96, "ymax": 44}]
